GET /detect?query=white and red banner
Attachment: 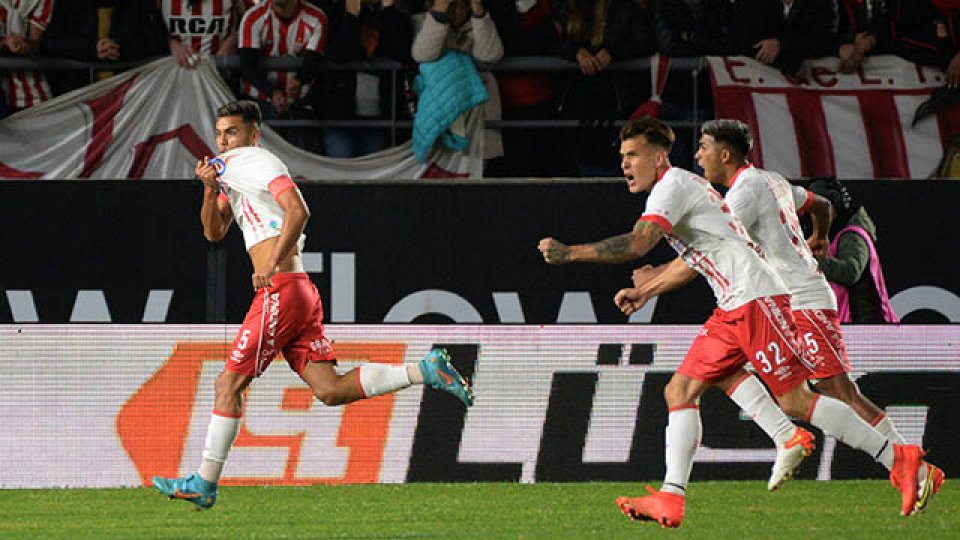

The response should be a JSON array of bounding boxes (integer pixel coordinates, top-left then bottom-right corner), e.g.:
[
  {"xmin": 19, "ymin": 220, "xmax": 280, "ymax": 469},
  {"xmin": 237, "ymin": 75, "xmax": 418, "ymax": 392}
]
[
  {"xmin": 0, "ymin": 57, "xmax": 483, "ymax": 180},
  {"xmin": 1, "ymin": 324, "xmax": 956, "ymax": 488},
  {"xmin": 709, "ymin": 55, "xmax": 959, "ymax": 179}
]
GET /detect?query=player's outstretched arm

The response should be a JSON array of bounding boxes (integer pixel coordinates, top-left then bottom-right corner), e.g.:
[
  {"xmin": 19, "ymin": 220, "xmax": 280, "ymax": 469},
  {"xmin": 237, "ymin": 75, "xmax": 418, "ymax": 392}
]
[{"xmin": 538, "ymin": 219, "xmax": 665, "ymax": 265}]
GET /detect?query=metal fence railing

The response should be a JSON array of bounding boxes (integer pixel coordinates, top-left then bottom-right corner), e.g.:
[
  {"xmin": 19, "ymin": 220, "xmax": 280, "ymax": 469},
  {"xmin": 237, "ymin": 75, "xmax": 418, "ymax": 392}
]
[{"xmin": 0, "ymin": 54, "xmax": 708, "ymax": 148}]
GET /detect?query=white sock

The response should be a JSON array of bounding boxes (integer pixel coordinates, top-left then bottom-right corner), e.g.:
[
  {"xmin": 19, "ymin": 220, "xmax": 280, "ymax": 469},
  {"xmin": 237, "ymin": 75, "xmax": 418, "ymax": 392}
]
[
  {"xmin": 662, "ymin": 406, "xmax": 701, "ymax": 495},
  {"xmin": 873, "ymin": 414, "xmax": 907, "ymax": 445},
  {"xmin": 199, "ymin": 411, "xmax": 241, "ymax": 483},
  {"xmin": 874, "ymin": 414, "xmax": 928, "ymax": 478},
  {"xmin": 358, "ymin": 364, "xmax": 412, "ymax": 398},
  {"xmin": 727, "ymin": 374, "xmax": 795, "ymax": 446},
  {"xmin": 809, "ymin": 395, "xmax": 894, "ymax": 469}
]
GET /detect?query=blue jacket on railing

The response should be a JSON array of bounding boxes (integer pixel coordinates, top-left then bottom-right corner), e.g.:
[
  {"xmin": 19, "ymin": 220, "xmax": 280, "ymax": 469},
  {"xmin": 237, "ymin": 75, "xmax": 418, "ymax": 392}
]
[{"xmin": 412, "ymin": 49, "xmax": 489, "ymax": 163}]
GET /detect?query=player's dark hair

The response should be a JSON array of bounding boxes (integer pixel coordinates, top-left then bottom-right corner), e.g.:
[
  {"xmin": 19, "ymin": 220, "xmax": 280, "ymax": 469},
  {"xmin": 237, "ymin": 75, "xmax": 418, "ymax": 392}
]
[
  {"xmin": 701, "ymin": 119, "xmax": 752, "ymax": 159},
  {"xmin": 216, "ymin": 100, "xmax": 262, "ymax": 127},
  {"xmin": 620, "ymin": 116, "xmax": 675, "ymax": 152}
]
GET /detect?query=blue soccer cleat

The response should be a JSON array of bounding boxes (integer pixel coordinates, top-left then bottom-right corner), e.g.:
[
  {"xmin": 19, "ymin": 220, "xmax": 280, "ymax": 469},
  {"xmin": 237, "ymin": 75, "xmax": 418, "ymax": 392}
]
[
  {"xmin": 152, "ymin": 472, "xmax": 218, "ymax": 510},
  {"xmin": 419, "ymin": 348, "xmax": 474, "ymax": 407}
]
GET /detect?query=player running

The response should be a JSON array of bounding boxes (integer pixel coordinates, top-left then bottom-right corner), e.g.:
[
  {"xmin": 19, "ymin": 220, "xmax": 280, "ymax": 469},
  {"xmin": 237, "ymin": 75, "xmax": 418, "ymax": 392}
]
[
  {"xmin": 152, "ymin": 100, "xmax": 473, "ymax": 510},
  {"xmin": 694, "ymin": 119, "xmax": 944, "ymax": 513},
  {"xmin": 538, "ymin": 116, "xmax": 926, "ymax": 527}
]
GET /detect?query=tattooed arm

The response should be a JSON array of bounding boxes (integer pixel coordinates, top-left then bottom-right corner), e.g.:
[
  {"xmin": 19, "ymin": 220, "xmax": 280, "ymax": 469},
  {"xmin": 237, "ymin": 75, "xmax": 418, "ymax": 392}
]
[{"xmin": 538, "ymin": 219, "xmax": 665, "ymax": 265}]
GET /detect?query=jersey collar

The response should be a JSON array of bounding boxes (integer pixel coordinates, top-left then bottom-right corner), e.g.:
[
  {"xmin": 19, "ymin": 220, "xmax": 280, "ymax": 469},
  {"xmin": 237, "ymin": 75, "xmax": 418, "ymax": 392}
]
[
  {"xmin": 656, "ymin": 166, "xmax": 672, "ymax": 184},
  {"xmin": 728, "ymin": 163, "xmax": 753, "ymax": 189}
]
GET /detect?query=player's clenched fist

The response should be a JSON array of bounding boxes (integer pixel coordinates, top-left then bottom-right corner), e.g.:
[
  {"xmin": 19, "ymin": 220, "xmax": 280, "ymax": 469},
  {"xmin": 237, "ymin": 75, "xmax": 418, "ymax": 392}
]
[
  {"xmin": 195, "ymin": 157, "xmax": 219, "ymax": 189},
  {"xmin": 538, "ymin": 237, "xmax": 571, "ymax": 264},
  {"xmin": 614, "ymin": 287, "xmax": 650, "ymax": 316}
]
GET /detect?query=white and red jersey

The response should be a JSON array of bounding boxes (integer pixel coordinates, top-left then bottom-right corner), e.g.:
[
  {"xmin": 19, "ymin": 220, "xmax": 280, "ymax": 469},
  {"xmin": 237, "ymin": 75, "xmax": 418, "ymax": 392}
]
[
  {"xmin": 212, "ymin": 145, "xmax": 305, "ymax": 251},
  {"xmin": 0, "ymin": 0, "xmax": 52, "ymax": 109},
  {"xmin": 640, "ymin": 167, "xmax": 788, "ymax": 311},
  {"xmin": 160, "ymin": 0, "xmax": 241, "ymax": 56},
  {"xmin": 238, "ymin": 0, "xmax": 328, "ymax": 101},
  {"xmin": 725, "ymin": 165, "xmax": 837, "ymax": 311}
]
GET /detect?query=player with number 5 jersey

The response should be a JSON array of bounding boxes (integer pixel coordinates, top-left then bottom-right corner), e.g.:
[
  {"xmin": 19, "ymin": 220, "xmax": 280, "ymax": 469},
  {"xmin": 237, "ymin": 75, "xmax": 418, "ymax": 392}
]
[
  {"xmin": 695, "ymin": 118, "xmax": 944, "ymax": 516},
  {"xmin": 537, "ymin": 116, "xmax": 929, "ymax": 527},
  {"xmin": 151, "ymin": 100, "xmax": 473, "ymax": 510}
]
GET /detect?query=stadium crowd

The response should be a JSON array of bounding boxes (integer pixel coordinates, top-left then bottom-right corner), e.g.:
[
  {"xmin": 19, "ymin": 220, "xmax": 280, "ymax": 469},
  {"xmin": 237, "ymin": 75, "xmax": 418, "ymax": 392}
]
[{"xmin": 1, "ymin": 0, "xmax": 959, "ymax": 175}]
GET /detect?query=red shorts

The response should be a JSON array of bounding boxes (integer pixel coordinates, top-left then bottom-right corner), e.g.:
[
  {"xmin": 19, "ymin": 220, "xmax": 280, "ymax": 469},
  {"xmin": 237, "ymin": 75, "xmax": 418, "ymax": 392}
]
[
  {"xmin": 678, "ymin": 295, "xmax": 814, "ymax": 396},
  {"xmin": 227, "ymin": 272, "xmax": 336, "ymax": 377},
  {"xmin": 793, "ymin": 308, "xmax": 851, "ymax": 379}
]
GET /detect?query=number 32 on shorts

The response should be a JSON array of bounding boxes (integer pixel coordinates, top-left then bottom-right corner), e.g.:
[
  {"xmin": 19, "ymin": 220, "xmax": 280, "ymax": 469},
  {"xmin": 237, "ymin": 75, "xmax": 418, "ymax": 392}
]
[
  {"xmin": 756, "ymin": 333, "xmax": 818, "ymax": 373},
  {"xmin": 755, "ymin": 341, "xmax": 785, "ymax": 374}
]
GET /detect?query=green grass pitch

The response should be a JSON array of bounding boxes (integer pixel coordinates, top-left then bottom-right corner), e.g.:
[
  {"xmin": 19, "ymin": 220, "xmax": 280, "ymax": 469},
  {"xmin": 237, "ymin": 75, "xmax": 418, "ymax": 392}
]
[{"xmin": 0, "ymin": 481, "xmax": 954, "ymax": 539}]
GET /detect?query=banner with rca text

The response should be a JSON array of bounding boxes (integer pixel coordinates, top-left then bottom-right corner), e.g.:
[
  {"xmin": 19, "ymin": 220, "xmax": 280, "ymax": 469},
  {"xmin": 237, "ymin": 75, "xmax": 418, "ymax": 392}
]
[
  {"xmin": 0, "ymin": 57, "xmax": 482, "ymax": 180},
  {"xmin": 1, "ymin": 324, "xmax": 957, "ymax": 488},
  {"xmin": 709, "ymin": 55, "xmax": 960, "ymax": 179}
]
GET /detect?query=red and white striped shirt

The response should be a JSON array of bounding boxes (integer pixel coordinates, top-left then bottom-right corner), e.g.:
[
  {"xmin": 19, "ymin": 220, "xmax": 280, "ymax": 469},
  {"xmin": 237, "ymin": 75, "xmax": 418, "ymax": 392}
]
[
  {"xmin": 160, "ymin": 0, "xmax": 242, "ymax": 56},
  {"xmin": 0, "ymin": 0, "xmax": 53, "ymax": 109},
  {"xmin": 238, "ymin": 0, "xmax": 328, "ymax": 101}
]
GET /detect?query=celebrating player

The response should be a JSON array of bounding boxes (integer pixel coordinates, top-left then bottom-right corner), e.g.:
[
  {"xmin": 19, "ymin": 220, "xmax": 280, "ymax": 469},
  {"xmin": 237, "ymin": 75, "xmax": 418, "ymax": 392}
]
[
  {"xmin": 538, "ymin": 116, "xmax": 926, "ymax": 527},
  {"xmin": 693, "ymin": 119, "xmax": 944, "ymax": 513},
  {"xmin": 152, "ymin": 100, "xmax": 473, "ymax": 510}
]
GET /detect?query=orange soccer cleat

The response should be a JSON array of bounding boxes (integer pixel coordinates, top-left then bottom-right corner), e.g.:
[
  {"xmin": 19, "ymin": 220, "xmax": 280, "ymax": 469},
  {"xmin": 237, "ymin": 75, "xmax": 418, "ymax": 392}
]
[
  {"xmin": 889, "ymin": 444, "xmax": 923, "ymax": 516},
  {"xmin": 616, "ymin": 485, "xmax": 685, "ymax": 529}
]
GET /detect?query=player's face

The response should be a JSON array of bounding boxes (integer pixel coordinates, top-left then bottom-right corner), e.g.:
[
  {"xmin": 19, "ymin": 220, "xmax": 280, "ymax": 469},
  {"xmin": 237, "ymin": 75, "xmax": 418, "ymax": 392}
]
[
  {"xmin": 215, "ymin": 115, "xmax": 259, "ymax": 153},
  {"xmin": 620, "ymin": 135, "xmax": 664, "ymax": 194},
  {"xmin": 695, "ymin": 134, "xmax": 725, "ymax": 185}
]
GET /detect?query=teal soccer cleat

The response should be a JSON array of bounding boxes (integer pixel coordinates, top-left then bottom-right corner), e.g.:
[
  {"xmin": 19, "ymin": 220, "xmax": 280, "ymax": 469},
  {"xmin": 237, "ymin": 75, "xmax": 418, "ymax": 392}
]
[
  {"xmin": 419, "ymin": 348, "xmax": 474, "ymax": 406},
  {"xmin": 152, "ymin": 472, "xmax": 218, "ymax": 510}
]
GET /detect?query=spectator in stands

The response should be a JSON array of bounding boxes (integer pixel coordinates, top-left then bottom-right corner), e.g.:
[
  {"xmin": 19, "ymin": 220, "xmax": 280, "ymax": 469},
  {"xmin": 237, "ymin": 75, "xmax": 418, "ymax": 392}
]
[
  {"xmin": 411, "ymin": 0, "xmax": 505, "ymax": 162},
  {"xmin": 40, "ymin": 0, "xmax": 168, "ymax": 96},
  {"xmin": 551, "ymin": 0, "xmax": 655, "ymax": 175},
  {"xmin": 486, "ymin": 0, "xmax": 564, "ymax": 177},
  {"xmin": 874, "ymin": 0, "xmax": 955, "ymax": 71},
  {"xmin": 651, "ymin": 0, "xmax": 779, "ymax": 58},
  {"xmin": 0, "ymin": 0, "xmax": 53, "ymax": 114},
  {"xmin": 808, "ymin": 178, "xmax": 899, "ymax": 323},
  {"xmin": 239, "ymin": 0, "xmax": 328, "ymax": 153},
  {"xmin": 834, "ymin": 0, "xmax": 880, "ymax": 73},
  {"xmin": 640, "ymin": 0, "xmax": 778, "ymax": 170},
  {"xmin": 161, "ymin": 0, "xmax": 247, "ymax": 69},
  {"xmin": 872, "ymin": 1, "xmax": 960, "ymax": 127},
  {"xmin": 318, "ymin": 0, "xmax": 413, "ymax": 158},
  {"xmin": 754, "ymin": 0, "xmax": 839, "ymax": 77}
]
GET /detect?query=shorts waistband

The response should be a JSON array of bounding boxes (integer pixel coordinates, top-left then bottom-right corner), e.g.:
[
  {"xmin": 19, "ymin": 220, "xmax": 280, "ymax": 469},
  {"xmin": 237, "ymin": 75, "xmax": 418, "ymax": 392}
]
[{"xmin": 269, "ymin": 272, "xmax": 311, "ymax": 284}]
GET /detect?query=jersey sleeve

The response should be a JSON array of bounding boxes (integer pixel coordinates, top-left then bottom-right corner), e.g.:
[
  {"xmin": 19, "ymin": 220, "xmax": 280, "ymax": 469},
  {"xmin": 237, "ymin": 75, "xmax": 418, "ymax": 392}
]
[
  {"xmin": 640, "ymin": 177, "xmax": 690, "ymax": 234},
  {"xmin": 258, "ymin": 153, "xmax": 296, "ymax": 201},
  {"xmin": 726, "ymin": 176, "xmax": 761, "ymax": 229},
  {"xmin": 792, "ymin": 184, "xmax": 814, "ymax": 214}
]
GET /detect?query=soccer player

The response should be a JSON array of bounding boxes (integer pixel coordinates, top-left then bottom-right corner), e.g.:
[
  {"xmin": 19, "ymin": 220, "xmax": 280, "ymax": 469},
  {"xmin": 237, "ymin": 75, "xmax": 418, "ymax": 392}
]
[
  {"xmin": 537, "ymin": 116, "xmax": 925, "ymax": 527},
  {"xmin": 152, "ymin": 100, "xmax": 473, "ymax": 510},
  {"xmin": 692, "ymin": 118, "xmax": 944, "ymax": 514}
]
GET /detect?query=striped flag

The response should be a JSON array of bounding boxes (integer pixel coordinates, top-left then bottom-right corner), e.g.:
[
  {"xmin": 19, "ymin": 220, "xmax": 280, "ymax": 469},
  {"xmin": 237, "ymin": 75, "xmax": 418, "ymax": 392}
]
[{"xmin": 709, "ymin": 55, "xmax": 959, "ymax": 179}]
